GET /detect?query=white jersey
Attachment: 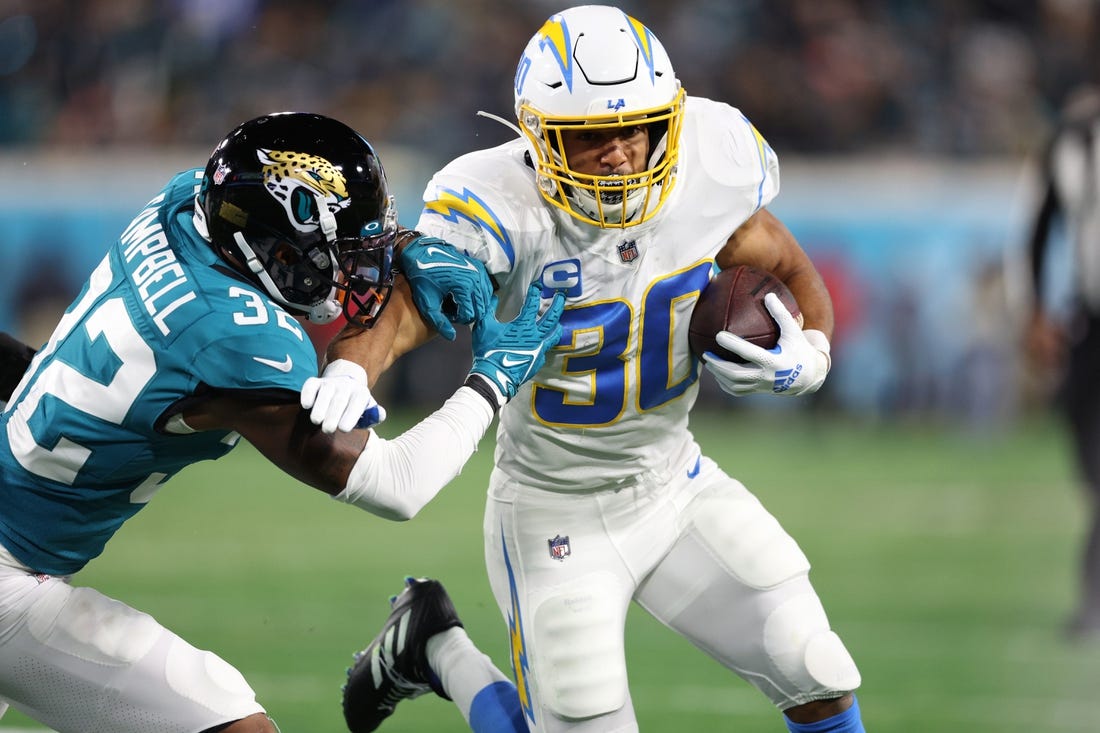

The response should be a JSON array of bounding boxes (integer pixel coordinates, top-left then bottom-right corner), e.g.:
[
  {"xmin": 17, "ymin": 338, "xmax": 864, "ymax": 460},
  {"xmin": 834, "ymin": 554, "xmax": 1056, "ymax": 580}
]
[{"xmin": 415, "ymin": 96, "xmax": 779, "ymax": 491}]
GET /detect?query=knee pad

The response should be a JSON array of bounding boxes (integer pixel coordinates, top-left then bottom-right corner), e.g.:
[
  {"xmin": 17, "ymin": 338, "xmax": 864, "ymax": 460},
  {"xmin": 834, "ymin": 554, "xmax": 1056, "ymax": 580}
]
[
  {"xmin": 165, "ymin": 636, "xmax": 260, "ymax": 715},
  {"xmin": 764, "ymin": 593, "xmax": 861, "ymax": 697},
  {"xmin": 530, "ymin": 575, "xmax": 627, "ymax": 720},
  {"xmin": 803, "ymin": 629, "xmax": 861, "ymax": 694}
]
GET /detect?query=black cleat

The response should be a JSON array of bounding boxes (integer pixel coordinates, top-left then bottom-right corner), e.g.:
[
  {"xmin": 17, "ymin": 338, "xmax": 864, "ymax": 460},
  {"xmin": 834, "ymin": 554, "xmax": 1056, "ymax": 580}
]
[{"xmin": 342, "ymin": 577, "xmax": 464, "ymax": 732}]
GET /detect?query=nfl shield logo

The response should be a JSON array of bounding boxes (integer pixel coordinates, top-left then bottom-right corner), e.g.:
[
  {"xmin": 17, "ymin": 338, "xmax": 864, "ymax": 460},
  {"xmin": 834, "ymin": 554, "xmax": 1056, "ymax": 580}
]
[
  {"xmin": 213, "ymin": 163, "xmax": 229, "ymax": 185},
  {"xmin": 617, "ymin": 240, "xmax": 639, "ymax": 263},
  {"xmin": 548, "ymin": 534, "xmax": 571, "ymax": 561}
]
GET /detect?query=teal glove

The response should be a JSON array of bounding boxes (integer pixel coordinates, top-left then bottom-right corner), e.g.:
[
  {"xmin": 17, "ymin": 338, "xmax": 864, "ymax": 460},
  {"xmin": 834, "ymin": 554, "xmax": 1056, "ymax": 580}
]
[
  {"xmin": 400, "ymin": 234, "xmax": 495, "ymax": 341},
  {"xmin": 465, "ymin": 284, "xmax": 565, "ymax": 409}
]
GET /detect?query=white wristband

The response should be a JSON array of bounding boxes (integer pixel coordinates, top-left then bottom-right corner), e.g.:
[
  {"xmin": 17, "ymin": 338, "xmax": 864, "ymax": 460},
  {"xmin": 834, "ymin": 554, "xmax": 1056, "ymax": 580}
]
[{"xmin": 335, "ymin": 386, "xmax": 494, "ymax": 520}]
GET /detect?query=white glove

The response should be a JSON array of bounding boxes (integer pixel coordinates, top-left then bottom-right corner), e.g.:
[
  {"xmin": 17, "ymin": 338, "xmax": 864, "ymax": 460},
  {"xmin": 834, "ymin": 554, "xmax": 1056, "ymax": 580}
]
[
  {"xmin": 300, "ymin": 359, "xmax": 387, "ymax": 434},
  {"xmin": 702, "ymin": 292, "xmax": 831, "ymax": 397}
]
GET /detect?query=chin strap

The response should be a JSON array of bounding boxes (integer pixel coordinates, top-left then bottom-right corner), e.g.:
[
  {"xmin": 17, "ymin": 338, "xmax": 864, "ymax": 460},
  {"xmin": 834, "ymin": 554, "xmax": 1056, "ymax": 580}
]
[
  {"xmin": 230, "ymin": 231, "xmax": 342, "ymax": 325},
  {"xmin": 203, "ymin": 193, "xmax": 346, "ymax": 325},
  {"xmin": 232, "ymin": 231, "xmax": 278, "ymax": 288},
  {"xmin": 317, "ymin": 193, "xmax": 338, "ymax": 242},
  {"xmin": 310, "ymin": 195, "xmax": 342, "ymax": 324}
]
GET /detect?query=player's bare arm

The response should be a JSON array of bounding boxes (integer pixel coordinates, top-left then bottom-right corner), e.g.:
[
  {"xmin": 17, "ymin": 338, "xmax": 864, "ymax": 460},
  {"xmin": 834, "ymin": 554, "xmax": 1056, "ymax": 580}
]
[
  {"xmin": 716, "ymin": 208, "xmax": 835, "ymax": 339},
  {"xmin": 187, "ymin": 282, "xmax": 563, "ymax": 520},
  {"xmin": 325, "ymin": 277, "xmax": 435, "ymax": 386},
  {"xmin": 182, "ymin": 396, "xmax": 368, "ymax": 496}
]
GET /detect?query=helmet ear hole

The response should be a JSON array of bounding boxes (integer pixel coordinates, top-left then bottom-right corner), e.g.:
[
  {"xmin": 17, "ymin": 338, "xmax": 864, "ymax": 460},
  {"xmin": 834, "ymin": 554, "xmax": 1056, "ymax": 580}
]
[{"xmin": 273, "ymin": 242, "xmax": 299, "ymax": 265}]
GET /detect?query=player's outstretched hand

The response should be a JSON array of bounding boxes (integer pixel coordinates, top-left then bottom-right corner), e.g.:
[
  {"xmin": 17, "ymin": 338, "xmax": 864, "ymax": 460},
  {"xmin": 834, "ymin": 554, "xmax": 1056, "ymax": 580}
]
[
  {"xmin": 300, "ymin": 359, "xmax": 387, "ymax": 434},
  {"xmin": 703, "ymin": 293, "xmax": 831, "ymax": 397},
  {"xmin": 465, "ymin": 284, "xmax": 564, "ymax": 409},
  {"xmin": 400, "ymin": 234, "xmax": 495, "ymax": 341}
]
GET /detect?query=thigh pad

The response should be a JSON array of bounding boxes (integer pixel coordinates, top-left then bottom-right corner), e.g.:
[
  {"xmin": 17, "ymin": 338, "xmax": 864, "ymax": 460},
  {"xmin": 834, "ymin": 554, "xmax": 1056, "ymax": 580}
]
[
  {"xmin": 531, "ymin": 574, "xmax": 628, "ymax": 720},
  {"xmin": 690, "ymin": 487, "xmax": 810, "ymax": 590}
]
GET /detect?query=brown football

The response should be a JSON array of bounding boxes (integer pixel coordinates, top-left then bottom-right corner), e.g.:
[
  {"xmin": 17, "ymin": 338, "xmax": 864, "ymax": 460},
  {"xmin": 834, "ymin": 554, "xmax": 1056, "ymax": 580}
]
[{"xmin": 688, "ymin": 265, "xmax": 802, "ymax": 362}]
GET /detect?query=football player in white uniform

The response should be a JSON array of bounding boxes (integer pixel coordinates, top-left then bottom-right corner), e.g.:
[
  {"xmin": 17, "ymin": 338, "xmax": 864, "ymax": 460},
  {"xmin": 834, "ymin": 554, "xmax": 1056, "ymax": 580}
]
[{"xmin": 328, "ymin": 6, "xmax": 866, "ymax": 732}]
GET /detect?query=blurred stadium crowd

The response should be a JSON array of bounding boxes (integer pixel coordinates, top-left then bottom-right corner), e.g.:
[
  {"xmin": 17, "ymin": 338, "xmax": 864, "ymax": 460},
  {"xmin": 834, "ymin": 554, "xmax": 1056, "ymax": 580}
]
[
  {"xmin": 0, "ymin": 0, "xmax": 1097, "ymax": 158},
  {"xmin": 1, "ymin": 0, "xmax": 1098, "ymax": 421}
]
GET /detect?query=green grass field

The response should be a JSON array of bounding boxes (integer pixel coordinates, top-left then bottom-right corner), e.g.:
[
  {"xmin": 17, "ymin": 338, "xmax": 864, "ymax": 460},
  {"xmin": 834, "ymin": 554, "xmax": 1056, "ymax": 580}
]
[{"xmin": 2, "ymin": 409, "xmax": 1097, "ymax": 732}]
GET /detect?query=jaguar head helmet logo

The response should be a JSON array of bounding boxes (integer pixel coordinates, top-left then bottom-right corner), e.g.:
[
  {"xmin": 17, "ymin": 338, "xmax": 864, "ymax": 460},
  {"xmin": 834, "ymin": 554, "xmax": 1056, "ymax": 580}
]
[{"xmin": 258, "ymin": 148, "xmax": 350, "ymax": 233}]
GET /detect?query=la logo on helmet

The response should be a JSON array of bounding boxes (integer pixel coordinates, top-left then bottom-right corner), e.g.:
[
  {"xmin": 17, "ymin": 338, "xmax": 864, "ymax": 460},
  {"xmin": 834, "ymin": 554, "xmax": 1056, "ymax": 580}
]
[{"xmin": 606, "ymin": 98, "xmax": 626, "ymax": 111}]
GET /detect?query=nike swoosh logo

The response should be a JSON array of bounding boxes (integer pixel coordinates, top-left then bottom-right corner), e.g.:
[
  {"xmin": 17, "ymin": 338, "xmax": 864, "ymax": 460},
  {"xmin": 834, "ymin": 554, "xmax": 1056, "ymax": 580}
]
[
  {"xmin": 416, "ymin": 246, "xmax": 478, "ymax": 271},
  {"xmin": 500, "ymin": 355, "xmax": 527, "ymax": 368},
  {"xmin": 253, "ymin": 355, "xmax": 294, "ymax": 372},
  {"xmin": 686, "ymin": 456, "xmax": 701, "ymax": 479}
]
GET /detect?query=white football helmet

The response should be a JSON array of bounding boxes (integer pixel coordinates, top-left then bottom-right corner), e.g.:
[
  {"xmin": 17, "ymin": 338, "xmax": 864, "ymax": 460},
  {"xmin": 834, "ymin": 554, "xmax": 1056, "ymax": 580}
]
[{"xmin": 513, "ymin": 5, "xmax": 685, "ymax": 228}]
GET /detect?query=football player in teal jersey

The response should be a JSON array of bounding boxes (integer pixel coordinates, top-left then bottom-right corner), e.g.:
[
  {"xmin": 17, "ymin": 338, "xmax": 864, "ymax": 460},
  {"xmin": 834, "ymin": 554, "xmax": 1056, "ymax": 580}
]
[{"xmin": 0, "ymin": 112, "xmax": 562, "ymax": 733}]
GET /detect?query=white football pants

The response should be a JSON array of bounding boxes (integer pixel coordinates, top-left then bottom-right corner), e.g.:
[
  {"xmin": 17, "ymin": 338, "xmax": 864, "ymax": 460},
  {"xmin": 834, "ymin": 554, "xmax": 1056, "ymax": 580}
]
[
  {"xmin": 483, "ymin": 445, "xmax": 861, "ymax": 732},
  {"xmin": 0, "ymin": 543, "xmax": 265, "ymax": 733}
]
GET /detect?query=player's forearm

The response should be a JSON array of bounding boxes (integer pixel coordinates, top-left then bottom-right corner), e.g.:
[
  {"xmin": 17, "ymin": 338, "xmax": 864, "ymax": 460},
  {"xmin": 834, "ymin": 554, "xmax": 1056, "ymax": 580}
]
[
  {"xmin": 717, "ymin": 209, "xmax": 834, "ymax": 338},
  {"xmin": 334, "ymin": 386, "xmax": 495, "ymax": 520},
  {"xmin": 783, "ymin": 268, "xmax": 834, "ymax": 340},
  {"xmin": 325, "ymin": 280, "xmax": 432, "ymax": 385}
]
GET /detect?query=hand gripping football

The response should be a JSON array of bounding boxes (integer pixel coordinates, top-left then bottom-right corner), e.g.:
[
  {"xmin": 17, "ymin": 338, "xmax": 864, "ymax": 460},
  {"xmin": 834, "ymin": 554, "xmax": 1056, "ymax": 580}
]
[{"xmin": 688, "ymin": 265, "xmax": 802, "ymax": 362}]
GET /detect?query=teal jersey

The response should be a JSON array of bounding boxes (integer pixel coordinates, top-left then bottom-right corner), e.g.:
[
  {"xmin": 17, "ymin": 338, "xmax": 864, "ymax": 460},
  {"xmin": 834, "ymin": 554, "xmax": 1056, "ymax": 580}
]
[{"xmin": 0, "ymin": 169, "xmax": 320, "ymax": 575}]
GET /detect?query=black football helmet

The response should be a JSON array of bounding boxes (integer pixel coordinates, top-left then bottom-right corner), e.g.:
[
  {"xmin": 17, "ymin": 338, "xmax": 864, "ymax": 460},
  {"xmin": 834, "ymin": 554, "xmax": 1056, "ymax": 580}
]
[{"xmin": 194, "ymin": 112, "xmax": 397, "ymax": 326}]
